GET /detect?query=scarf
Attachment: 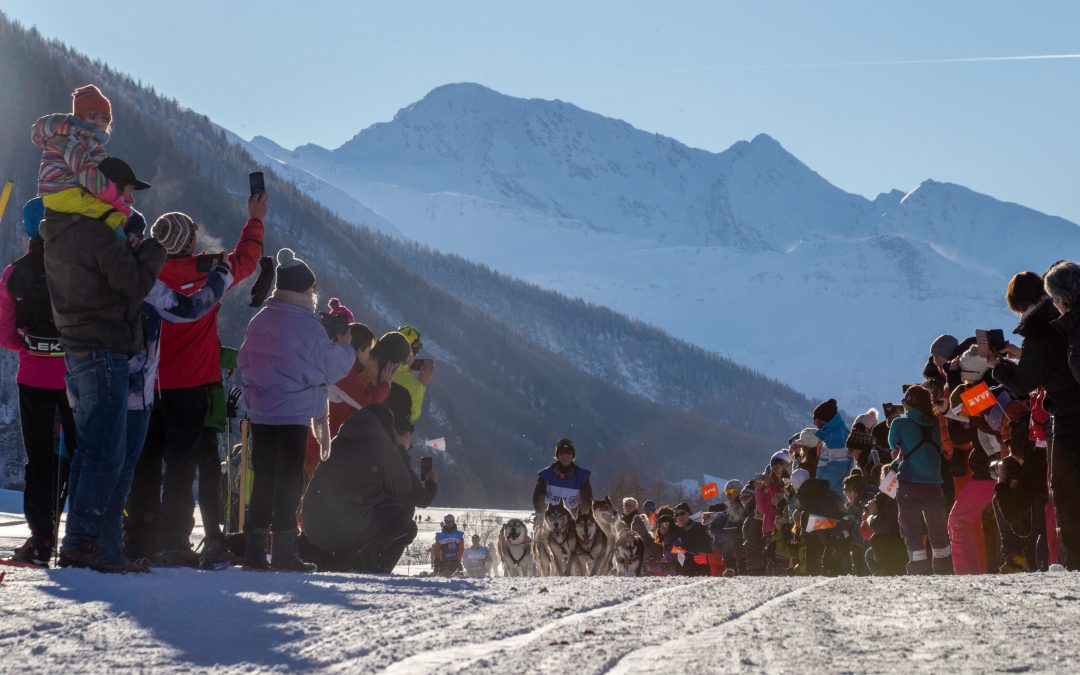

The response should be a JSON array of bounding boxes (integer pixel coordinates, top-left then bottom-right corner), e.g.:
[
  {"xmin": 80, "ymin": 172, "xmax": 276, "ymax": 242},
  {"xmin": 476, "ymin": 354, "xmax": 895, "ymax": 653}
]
[{"xmin": 271, "ymin": 288, "xmax": 316, "ymax": 312}]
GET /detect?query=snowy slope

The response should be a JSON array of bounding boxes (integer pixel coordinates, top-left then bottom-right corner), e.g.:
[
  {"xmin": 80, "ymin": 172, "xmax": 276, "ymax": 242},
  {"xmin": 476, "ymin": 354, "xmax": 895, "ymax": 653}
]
[
  {"xmin": 235, "ymin": 83, "xmax": 1080, "ymax": 410},
  {"xmin": 2, "ymin": 552, "xmax": 1078, "ymax": 672}
]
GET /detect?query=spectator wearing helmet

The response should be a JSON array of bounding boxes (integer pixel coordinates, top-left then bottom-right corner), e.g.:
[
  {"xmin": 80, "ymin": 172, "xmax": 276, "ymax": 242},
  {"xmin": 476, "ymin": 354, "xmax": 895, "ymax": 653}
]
[
  {"xmin": 532, "ymin": 438, "xmax": 594, "ymax": 517},
  {"xmin": 714, "ymin": 479, "xmax": 745, "ymax": 573},
  {"xmin": 391, "ymin": 325, "xmax": 435, "ymax": 423}
]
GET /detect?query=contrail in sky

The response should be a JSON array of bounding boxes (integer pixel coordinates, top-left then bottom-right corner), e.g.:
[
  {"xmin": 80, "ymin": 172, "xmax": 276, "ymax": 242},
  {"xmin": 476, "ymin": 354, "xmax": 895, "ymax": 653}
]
[{"xmin": 674, "ymin": 53, "xmax": 1080, "ymax": 72}]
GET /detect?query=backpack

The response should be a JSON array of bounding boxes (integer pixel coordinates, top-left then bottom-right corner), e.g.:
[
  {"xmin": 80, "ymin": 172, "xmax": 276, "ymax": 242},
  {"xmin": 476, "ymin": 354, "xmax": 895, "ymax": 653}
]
[
  {"xmin": 7, "ymin": 238, "xmax": 62, "ymax": 355},
  {"xmin": 904, "ymin": 424, "xmax": 941, "ymax": 462}
]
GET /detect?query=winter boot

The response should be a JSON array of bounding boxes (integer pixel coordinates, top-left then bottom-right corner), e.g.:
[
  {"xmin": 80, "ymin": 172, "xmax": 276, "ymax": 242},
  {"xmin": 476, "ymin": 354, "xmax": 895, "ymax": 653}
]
[
  {"xmin": 11, "ymin": 537, "xmax": 52, "ymax": 567},
  {"xmin": 243, "ymin": 529, "xmax": 270, "ymax": 570},
  {"xmin": 58, "ymin": 542, "xmax": 124, "ymax": 573},
  {"xmin": 932, "ymin": 554, "xmax": 954, "ymax": 575},
  {"xmin": 905, "ymin": 556, "xmax": 932, "ymax": 575},
  {"xmin": 198, "ymin": 537, "xmax": 241, "ymax": 568},
  {"xmin": 270, "ymin": 530, "xmax": 316, "ymax": 572},
  {"xmin": 154, "ymin": 546, "xmax": 200, "ymax": 567}
]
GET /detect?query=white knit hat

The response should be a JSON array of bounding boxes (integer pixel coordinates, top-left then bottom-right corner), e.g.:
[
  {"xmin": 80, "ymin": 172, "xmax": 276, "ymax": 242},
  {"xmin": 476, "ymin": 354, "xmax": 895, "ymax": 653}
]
[
  {"xmin": 958, "ymin": 345, "xmax": 990, "ymax": 382},
  {"xmin": 792, "ymin": 427, "xmax": 820, "ymax": 449}
]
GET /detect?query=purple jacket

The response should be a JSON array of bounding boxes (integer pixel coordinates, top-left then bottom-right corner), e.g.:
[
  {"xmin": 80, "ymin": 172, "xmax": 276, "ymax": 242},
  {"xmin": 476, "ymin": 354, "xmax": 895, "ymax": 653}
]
[{"xmin": 237, "ymin": 297, "xmax": 355, "ymax": 426}]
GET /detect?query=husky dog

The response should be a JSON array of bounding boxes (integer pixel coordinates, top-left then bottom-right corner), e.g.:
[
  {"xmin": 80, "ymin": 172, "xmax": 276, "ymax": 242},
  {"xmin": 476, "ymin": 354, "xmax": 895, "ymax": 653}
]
[
  {"xmin": 590, "ymin": 497, "xmax": 619, "ymax": 575},
  {"xmin": 572, "ymin": 509, "xmax": 610, "ymax": 576},
  {"xmin": 497, "ymin": 518, "xmax": 536, "ymax": 576},
  {"xmin": 541, "ymin": 501, "xmax": 576, "ymax": 576},
  {"xmin": 613, "ymin": 519, "xmax": 646, "ymax": 577}
]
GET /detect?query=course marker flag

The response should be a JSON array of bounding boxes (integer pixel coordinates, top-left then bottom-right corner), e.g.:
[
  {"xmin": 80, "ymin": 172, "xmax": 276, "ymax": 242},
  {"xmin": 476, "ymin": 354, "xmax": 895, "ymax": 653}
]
[
  {"xmin": 425, "ymin": 437, "xmax": 447, "ymax": 452},
  {"xmin": 700, "ymin": 482, "xmax": 719, "ymax": 501},
  {"xmin": 880, "ymin": 470, "xmax": 899, "ymax": 498},
  {"xmin": 807, "ymin": 514, "xmax": 839, "ymax": 531}
]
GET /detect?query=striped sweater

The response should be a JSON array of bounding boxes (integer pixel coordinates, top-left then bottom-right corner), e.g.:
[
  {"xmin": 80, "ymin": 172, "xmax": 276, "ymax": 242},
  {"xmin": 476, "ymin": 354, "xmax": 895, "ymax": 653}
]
[{"xmin": 31, "ymin": 113, "xmax": 109, "ymax": 196}]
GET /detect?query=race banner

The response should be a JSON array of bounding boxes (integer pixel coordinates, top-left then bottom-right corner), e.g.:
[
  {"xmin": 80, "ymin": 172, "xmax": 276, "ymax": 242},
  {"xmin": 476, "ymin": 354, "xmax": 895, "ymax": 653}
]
[{"xmin": 806, "ymin": 514, "xmax": 839, "ymax": 531}]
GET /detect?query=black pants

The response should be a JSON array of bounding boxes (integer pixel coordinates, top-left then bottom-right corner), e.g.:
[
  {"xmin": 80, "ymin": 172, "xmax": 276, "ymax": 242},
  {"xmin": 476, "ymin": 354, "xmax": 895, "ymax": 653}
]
[
  {"xmin": 247, "ymin": 424, "xmax": 307, "ymax": 533},
  {"xmin": 196, "ymin": 427, "xmax": 223, "ymax": 542},
  {"xmin": 18, "ymin": 384, "xmax": 77, "ymax": 541},
  {"xmin": 300, "ymin": 503, "xmax": 417, "ymax": 572},
  {"xmin": 125, "ymin": 385, "xmax": 208, "ymax": 557},
  {"xmin": 1050, "ymin": 425, "xmax": 1080, "ymax": 570}
]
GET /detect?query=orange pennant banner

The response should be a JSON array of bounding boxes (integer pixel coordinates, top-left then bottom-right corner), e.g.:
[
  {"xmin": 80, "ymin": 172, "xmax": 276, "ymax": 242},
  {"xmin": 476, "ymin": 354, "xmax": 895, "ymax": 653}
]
[
  {"xmin": 960, "ymin": 382, "xmax": 996, "ymax": 416},
  {"xmin": 700, "ymin": 482, "xmax": 719, "ymax": 501}
]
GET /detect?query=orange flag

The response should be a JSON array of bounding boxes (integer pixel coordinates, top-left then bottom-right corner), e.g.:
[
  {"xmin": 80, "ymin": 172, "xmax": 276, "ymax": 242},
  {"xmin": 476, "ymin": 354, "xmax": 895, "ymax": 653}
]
[
  {"xmin": 700, "ymin": 482, "xmax": 719, "ymax": 501},
  {"xmin": 960, "ymin": 382, "xmax": 996, "ymax": 416}
]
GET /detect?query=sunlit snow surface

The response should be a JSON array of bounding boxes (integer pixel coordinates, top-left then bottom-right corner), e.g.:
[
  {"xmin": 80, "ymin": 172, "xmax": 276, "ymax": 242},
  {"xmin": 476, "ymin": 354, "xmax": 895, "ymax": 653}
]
[{"xmin": 2, "ymin": 489, "xmax": 1078, "ymax": 673}]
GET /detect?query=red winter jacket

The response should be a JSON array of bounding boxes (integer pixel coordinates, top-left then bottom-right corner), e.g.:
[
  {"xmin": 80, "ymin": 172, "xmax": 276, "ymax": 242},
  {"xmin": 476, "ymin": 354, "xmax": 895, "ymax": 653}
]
[{"xmin": 156, "ymin": 217, "xmax": 263, "ymax": 389}]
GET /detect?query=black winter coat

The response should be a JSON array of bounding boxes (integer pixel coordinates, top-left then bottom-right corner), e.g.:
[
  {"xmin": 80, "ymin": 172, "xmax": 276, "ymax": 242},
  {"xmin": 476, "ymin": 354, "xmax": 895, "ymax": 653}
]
[
  {"xmin": 995, "ymin": 299, "xmax": 1080, "ymax": 430},
  {"xmin": 1052, "ymin": 306, "xmax": 1080, "ymax": 391},
  {"xmin": 301, "ymin": 409, "xmax": 435, "ymax": 551},
  {"xmin": 676, "ymin": 521, "xmax": 712, "ymax": 576}
]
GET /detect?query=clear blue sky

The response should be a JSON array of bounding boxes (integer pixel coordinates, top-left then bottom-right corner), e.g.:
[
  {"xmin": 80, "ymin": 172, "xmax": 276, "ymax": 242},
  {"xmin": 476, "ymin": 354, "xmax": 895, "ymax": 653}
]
[{"xmin": 6, "ymin": 1, "xmax": 1079, "ymax": 221}]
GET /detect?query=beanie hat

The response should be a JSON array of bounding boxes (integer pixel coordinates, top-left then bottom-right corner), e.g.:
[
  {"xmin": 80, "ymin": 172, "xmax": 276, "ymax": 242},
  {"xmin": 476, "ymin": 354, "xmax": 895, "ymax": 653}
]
[
  {"xmin": 673, "ymin": 502, "xmax": 691, "ymax": 514},
  {"xmin": 957, "ymin": 345, "xmax": 990, "ymax": 383},
  {"xmin": 930, "ymin": 334, "xmax": 959, "ymax": 359},
  {"xmin": 274, "ymin": 248, "xmax": 316, "ymax": 293},
  {"xmin": 372, "ymin": 331, "xmax": 412, "ymax": 365},
  {"xmin": 853, "ymin": 409, "xmax": 879, "ymax": 432},
  {"xmin": 657, "ymin": 506, "xmax": 674, "ymax": 518},
  {"xmin": 642, "ymin": 500, "xmax": 657, "ymax": 512},
  {"xmin": 326, "ymin": 298, "xmax": 354, "ymax": 323},
  {"xmin": 656, "ymin": 513, "xmax": 675, "ymax": 526},
  {"xmin": 770, "ymin": 450, "xmax": 791, "ymax": 465},
  {"xmin": 707, "ymin": 502, "xmax": 727, "ymax": 513},
  {"xmin": 555, "ymin": 438, "xmax": 576, "ymax": 457},
  {"xmin": 813, "ymin": 398, "xmax": 838, "ymax": 423},
  {"xmin": 789, "ymin": 468, "xmax": 810, "ymax": 491},
  {"xmin": 792, "ymin": 428, "xmax": 820, "ymax": 449},
  {"xmin": 72, "ymin": 84, "xmax": 111, "ymax": 119},
  {"xmin": 871, "ymin": 421, "xmax": 890, "ymax": 448},
  {"xmin": 23, "ymin": 197, "xmax": 44, "ymax": 238},
  {"xmin": 151, "ymin": 212, "xmax": 197, "ymax": 256},
  {"xmin": 442, "ymin": 514, "xmax": 456, "ymax": 526},
  {"xmin": 365, "ymin": 403, "xmax": 397, "ymax": 440}
]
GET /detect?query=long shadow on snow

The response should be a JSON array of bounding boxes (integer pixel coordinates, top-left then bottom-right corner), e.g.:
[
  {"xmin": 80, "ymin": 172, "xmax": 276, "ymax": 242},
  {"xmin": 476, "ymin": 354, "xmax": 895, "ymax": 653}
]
[{"xmin": 40, "ymin": 568, "xmax": 495, "ymax": 668}]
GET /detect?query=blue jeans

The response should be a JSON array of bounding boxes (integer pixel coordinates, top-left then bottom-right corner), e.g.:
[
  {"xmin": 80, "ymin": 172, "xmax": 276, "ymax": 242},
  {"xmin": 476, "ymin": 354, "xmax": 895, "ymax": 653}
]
[
  {"xmin": 61, "ymin": 350, "xmax": 129, "ymax": 550},
  {"xmin": 100, "ymin": 409, "xmax": 152, "ymax": 564}
]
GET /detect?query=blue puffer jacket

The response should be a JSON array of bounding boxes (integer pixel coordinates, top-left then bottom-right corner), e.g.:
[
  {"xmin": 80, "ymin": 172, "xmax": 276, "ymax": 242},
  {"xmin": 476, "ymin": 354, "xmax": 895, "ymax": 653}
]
[
  {"xmin": 815, "ymin": 414, "xmax": 850, "ymax": 460},
  {"xmin": 887, "ymin": 409, "xmax": 943, "ymax": 485}
]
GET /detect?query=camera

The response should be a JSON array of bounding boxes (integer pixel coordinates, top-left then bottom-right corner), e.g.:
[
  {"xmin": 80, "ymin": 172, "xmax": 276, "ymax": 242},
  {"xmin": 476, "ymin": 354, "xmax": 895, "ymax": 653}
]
[
  {"xmin": 410, "ymin": 358, "xmax": 432, "ymax": 371},
  {"xmin": 318, "ymin": 311, "xmax": 351, "ymax": 340},
  {"xmin": 194, "ymin": 253, "xmax": 225, "ymax": 274}
]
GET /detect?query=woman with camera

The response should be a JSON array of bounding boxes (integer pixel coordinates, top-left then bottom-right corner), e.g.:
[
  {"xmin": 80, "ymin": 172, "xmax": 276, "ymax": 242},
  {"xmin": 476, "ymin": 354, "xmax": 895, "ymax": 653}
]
[{"xmin": 237, "ymin": 248, "xmax": 355, "ymax": 571}]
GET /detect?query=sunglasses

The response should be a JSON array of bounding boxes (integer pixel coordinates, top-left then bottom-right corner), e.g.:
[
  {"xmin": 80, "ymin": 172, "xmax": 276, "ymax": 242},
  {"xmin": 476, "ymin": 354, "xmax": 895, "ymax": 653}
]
[{"xmin": 88, "ymin": 111, "xmax": 112, "ymax": 122}]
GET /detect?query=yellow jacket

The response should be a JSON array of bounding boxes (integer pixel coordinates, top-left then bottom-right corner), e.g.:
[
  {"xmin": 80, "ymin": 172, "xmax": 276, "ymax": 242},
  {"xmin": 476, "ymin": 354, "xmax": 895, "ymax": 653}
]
[{"xmin": 41, "ymin": 187, "xmax": 127, "ymax": 230}]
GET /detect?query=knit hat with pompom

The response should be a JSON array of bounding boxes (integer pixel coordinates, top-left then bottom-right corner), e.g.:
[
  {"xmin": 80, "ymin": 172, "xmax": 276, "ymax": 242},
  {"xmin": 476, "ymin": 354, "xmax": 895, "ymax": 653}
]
[
  {"xmin": 274, "ymin": 248, "xmax": 316, "ymax": 292},
  {"xmin": 326, "ymin": 297, "xmax": 354, "ymax": 323}
]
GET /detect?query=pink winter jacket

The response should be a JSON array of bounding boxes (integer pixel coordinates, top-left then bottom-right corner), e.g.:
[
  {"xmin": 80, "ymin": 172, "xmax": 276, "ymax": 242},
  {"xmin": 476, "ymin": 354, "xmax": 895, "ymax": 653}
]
[
  {"xmin": 755, "ymin": 480, "xmax": 785, "ymax": 535},
  {"xmin": 0, "ymin": 264, "xmax": 66, "ymax": 389}
]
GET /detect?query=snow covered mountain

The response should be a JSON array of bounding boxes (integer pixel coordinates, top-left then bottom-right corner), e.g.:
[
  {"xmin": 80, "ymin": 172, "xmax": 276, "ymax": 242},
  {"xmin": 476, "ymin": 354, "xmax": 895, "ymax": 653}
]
[{"xmin": 236, "ymin": 83, "xmax": 1080, "ymax": 409}]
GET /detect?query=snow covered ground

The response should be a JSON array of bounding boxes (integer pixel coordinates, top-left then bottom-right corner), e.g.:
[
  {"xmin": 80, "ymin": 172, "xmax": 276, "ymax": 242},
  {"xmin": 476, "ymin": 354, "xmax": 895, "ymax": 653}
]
[{"xmin": 3, "ymin": 489, "xmax": 1079, "ymax": 673}]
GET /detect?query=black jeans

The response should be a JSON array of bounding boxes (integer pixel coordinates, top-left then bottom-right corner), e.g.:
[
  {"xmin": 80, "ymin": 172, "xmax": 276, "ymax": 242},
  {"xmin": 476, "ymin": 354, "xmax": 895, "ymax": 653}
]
[
  {"xmin": 18, "ymin": 384, "xmax": 77, "ymax": 541},
  {"xmin": 247, "ymin": 424, "xmax": 307, "ymax": 533},
  {"xmin": 196, "ymin": 427, "xmax": 223, "ymax": 542},
  {"xmin": 1050, "ymin": 424, "xmax": 1080, "ymax": 570},
  {"xmin": 125, "ymin": 385, "xmax": 208, "ymax": 557}
]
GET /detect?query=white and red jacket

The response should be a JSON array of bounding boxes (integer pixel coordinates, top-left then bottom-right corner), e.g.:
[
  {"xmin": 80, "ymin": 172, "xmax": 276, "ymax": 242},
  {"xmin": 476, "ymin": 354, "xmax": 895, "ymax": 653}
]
[{"xmin": 156, "ymin": 217, "xmax": 263, "ymax": 389}]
